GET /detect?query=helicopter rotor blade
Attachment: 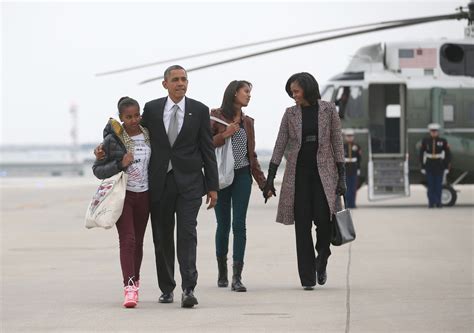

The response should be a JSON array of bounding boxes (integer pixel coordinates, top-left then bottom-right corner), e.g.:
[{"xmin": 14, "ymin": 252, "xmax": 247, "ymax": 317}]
[
  {"xmin": 97, "ymin": 11, "xmax": 467, "ymax": 77},
  {"xmin": 139, "ymin": 12, "xmax": 466, "ymax": 84},
  {"xmin": 95, "ymin": 21, "xmax": 401, "ymax": 77}
]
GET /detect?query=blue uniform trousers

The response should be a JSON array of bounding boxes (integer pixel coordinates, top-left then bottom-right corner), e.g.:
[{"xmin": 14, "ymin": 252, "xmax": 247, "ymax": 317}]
[
  {"xmin": 345, "ymin": 173, "xmax": 358, "ymax": 208},
  {"xmin": 426, "ymin": 170, "xmax": 443, "ymax": 207}
]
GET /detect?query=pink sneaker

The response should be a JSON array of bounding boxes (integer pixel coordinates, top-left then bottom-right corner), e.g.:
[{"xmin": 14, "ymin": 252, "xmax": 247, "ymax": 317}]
[
  {"xmin": 135, "ymin": 280, "xmax": 140, "ymax": 302},
  {"xmin": 123, "ymin": 284, "xmax": 138, "ymax": 308}
]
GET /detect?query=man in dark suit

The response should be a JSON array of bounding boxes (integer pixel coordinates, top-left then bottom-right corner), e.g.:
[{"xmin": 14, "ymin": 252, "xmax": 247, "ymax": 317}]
[{"xmin": 141, "ymin": 65, "xmax": 218, "ymax": 308}]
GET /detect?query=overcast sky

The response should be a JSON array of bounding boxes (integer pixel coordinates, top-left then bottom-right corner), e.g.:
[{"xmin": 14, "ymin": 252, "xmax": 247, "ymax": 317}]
[{"xmin": 1, "ymin": 0, "xmax": 467, "ymax": 148}]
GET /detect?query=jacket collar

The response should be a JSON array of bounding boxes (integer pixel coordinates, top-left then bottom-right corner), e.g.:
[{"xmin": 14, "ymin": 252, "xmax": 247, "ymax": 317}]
[
  {"xmin": 214, "ymin": 108, "xmax": 247, "ymax": 123},
  {"xmin": 164, "ymin": 96, "xmax": 186, "ymax": 112}
]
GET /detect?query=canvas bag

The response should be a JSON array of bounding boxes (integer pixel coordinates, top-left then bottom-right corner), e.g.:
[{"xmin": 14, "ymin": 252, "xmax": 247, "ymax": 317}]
[
  {"xmin": 210, "ymin": 116, "xmax": 235, "ymax": 189},
  {"xmin": 85, "ymin": 171, "xmax": 128, "ymax": 229}
]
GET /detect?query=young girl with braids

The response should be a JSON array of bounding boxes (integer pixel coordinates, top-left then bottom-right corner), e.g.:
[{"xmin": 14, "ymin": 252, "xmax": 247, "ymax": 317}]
[{"xmin": 93, "ymin": 97, "xmax": 151, "ymax": 308}]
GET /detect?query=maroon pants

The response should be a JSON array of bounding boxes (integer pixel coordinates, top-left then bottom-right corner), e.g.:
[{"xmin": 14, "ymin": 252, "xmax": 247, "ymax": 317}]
[{"xmin": 116, "ymin": 190, "xmax": 150, "ymax": 286}]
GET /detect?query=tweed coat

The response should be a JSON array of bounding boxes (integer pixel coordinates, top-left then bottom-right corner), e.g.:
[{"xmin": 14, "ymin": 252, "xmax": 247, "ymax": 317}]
[{"xmin": 270, "ymin": 100, "xmax": 344, "ymax": 225}]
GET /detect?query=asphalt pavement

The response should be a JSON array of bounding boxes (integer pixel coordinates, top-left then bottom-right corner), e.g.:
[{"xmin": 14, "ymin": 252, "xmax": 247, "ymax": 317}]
[{"xmin": 1, "ymin": 178, "xmax": 473, "ymax": 332}]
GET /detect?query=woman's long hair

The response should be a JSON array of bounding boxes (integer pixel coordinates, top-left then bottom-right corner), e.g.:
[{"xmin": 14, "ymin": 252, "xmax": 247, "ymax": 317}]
[
  {"xmin": 220, "ymin": 80, "xmax": 252, "ymax": 120},
  {"xmin": 285, "ymin": 72, "xmax": 321, "ymax": 105}
]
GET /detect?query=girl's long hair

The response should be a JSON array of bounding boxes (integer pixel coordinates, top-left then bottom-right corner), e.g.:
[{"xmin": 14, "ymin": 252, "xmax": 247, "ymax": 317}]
[{"xmin": 220, "ymin": 80, "xmax": 252, "ymax": 120}]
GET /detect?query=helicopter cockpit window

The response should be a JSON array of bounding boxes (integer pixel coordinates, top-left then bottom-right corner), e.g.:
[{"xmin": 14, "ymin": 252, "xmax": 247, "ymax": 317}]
[
  {"xmin": 335, "ymin": 86, "xmax": 363, "ymax": 119},
  {"xmin": 440, "ymin": 43, "xmax": 474, "ymax": 77},
  {"xmin": 320, "ymin": 85, "xmax": 335, "ymax": 102}
]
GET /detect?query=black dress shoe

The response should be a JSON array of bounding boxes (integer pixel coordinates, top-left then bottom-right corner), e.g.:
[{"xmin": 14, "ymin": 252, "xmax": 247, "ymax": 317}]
[
  {"xmin": 158, "ymin": 292, "xmax": 174, "ymax": 303},
  {"xmin": 317, "ymin": 270, "xmax": 327, "ymax": 285},
  {"xmin": 181, "ymin": 289, "xmax": 198, "ymax": 308},
  {"xmin": 303, "ymin": 285, "xmax": 314, "ymax": 291}
]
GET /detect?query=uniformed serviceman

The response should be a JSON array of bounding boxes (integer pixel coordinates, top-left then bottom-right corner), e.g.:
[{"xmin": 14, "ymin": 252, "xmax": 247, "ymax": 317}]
[
  {"xmin": 343, "ymin": 129, "xmax": 361, "ymax": 208},
  {"xmin": 419, "ymin": 123, "xmax": 451, "ymax": 208}
]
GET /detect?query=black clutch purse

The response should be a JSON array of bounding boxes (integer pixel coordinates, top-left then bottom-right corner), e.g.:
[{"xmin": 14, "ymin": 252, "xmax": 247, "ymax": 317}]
[{"xmin": 331, "ymin": 196, "xmax": 356, "ymax": 246}]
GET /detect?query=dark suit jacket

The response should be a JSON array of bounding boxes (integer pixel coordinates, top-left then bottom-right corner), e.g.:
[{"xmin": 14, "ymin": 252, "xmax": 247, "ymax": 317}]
[{"xmin": 142, "ymin": 96, "xmax": 219, "ymax": 202}]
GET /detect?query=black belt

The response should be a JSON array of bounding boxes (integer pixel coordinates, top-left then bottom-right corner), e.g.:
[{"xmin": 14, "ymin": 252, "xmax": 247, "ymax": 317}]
[
  {"xmin": 303, "ymin": 135, "xmax": 317, "ymax": 143},
  {"xmin": 234, "ymin": 165, "xmax": 250, "ymax": 175}
]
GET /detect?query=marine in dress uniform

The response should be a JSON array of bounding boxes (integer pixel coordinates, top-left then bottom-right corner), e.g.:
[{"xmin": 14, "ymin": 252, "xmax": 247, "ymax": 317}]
[
  {"xmin": 419, "ymin": 123, "xmax": 451, "ymax": 208},
  {"xmin": 343, "ymin": 129, "xmax": 361, "ymax": 208}
]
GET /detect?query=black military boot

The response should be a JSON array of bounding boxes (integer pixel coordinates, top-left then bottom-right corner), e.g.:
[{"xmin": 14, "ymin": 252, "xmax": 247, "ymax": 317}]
[
  {"xmin": 217, "ymin": 257, "xmax": 228, "ymax": 288},
  {"xmin": 231, "ymin": 261, "xmax": 247, "ymax": 292}
]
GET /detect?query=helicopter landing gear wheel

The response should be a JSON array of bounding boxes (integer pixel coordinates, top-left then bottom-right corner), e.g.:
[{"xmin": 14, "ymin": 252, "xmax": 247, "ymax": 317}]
[{"xmin": 441, "ymin": 185, "xmax": 457, "ymax": 207}]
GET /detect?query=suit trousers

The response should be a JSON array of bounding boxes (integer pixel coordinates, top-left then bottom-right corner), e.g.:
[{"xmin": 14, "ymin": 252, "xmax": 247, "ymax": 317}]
[
  {"xmin": 150, "ymin": 171, "xmax": 202, "ymax": 293},
  {"xmin": 294, "ymin": 165, "xmax": 331, "ymax": 287}
]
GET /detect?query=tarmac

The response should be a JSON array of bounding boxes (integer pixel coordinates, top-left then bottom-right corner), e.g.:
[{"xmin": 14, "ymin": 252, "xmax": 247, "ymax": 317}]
[{"xmin": 1, "ymin": 178, "xmax": 473, "ymax": 332}]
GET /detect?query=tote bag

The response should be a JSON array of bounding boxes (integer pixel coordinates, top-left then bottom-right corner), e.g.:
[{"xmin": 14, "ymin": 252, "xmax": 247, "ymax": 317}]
[
  {"xmin": 85, "ymin": 171, "xmax": 128, "ymax": 229},
  {"xmin": 331, "ymin": 196, "xmax": 356, "ymax": 246},
  {"xmin": 210, "ymin": 116, "xmax": 235, "ymax": 189}
]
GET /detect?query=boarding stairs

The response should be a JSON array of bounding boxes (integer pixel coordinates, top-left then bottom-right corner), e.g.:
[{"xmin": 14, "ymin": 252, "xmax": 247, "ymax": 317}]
[{"xmin": 367, "ymin": 135, "xmax": 410, "ymax": 201}]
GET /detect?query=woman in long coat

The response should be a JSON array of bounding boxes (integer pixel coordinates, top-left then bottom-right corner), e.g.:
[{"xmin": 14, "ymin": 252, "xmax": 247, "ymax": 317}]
[{"xmin": 263, "ymin": 72, "xmax": 346, "ymax": 290}]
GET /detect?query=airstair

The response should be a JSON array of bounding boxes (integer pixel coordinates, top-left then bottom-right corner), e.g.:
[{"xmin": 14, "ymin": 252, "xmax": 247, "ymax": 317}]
[
  {"xmin": 368, "ymin": 154, "xmax": 410, "ymax": 200},
  {"xmin": 366, "ymin": 83, "xmax": 410, "ymax": 201}
]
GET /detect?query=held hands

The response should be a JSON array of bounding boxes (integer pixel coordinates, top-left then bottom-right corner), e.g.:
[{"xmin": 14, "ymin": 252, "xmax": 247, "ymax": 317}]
[
  {"xmin": 263, "ymin": 162, "xmax": 278, "ymax": 203},
  {"xmin": 206, "ymin": 191, "xmax": 218, "ymax": 209},
  {"xmin": 421, "ymin": 169, "xmax": 426, "ymax": 175},
  {"xmin": 262, "ymin": 180, "xmax": 276, "ymax": 204},
  {"xmin": 121, "ymin": 153, "xmax": 134, "ymax": 168},
  {"xmin": 94, "ymin": 144, "xmax": 106, "ymax": 160}
]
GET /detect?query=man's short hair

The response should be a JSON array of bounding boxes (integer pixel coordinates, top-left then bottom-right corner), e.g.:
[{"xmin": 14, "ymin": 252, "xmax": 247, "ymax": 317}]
[{"xmin": 164, "ymin": 65, "xmax": 187, "ymax": 80}]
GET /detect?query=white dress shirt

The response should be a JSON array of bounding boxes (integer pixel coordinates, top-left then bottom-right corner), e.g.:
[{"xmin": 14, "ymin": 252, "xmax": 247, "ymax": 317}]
[{"xmin": 163, "ymin": 96, "xmax": 185, "ymax": 134}]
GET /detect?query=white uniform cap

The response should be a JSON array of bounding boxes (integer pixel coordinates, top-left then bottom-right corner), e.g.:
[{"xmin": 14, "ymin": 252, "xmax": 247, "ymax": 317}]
[
  {"xmin": 344, "ymin": 128, "xmax": 355, "ymax": 136},
  {"xmin": 428, "ymin": 123, "xmax": 441, "ymax": 131}
]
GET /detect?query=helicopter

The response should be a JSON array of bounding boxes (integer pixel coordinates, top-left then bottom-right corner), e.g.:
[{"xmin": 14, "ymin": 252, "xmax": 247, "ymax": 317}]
[{"xmin": 96, "ymin": 2, "xmax": 474, "ymax": 207}]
